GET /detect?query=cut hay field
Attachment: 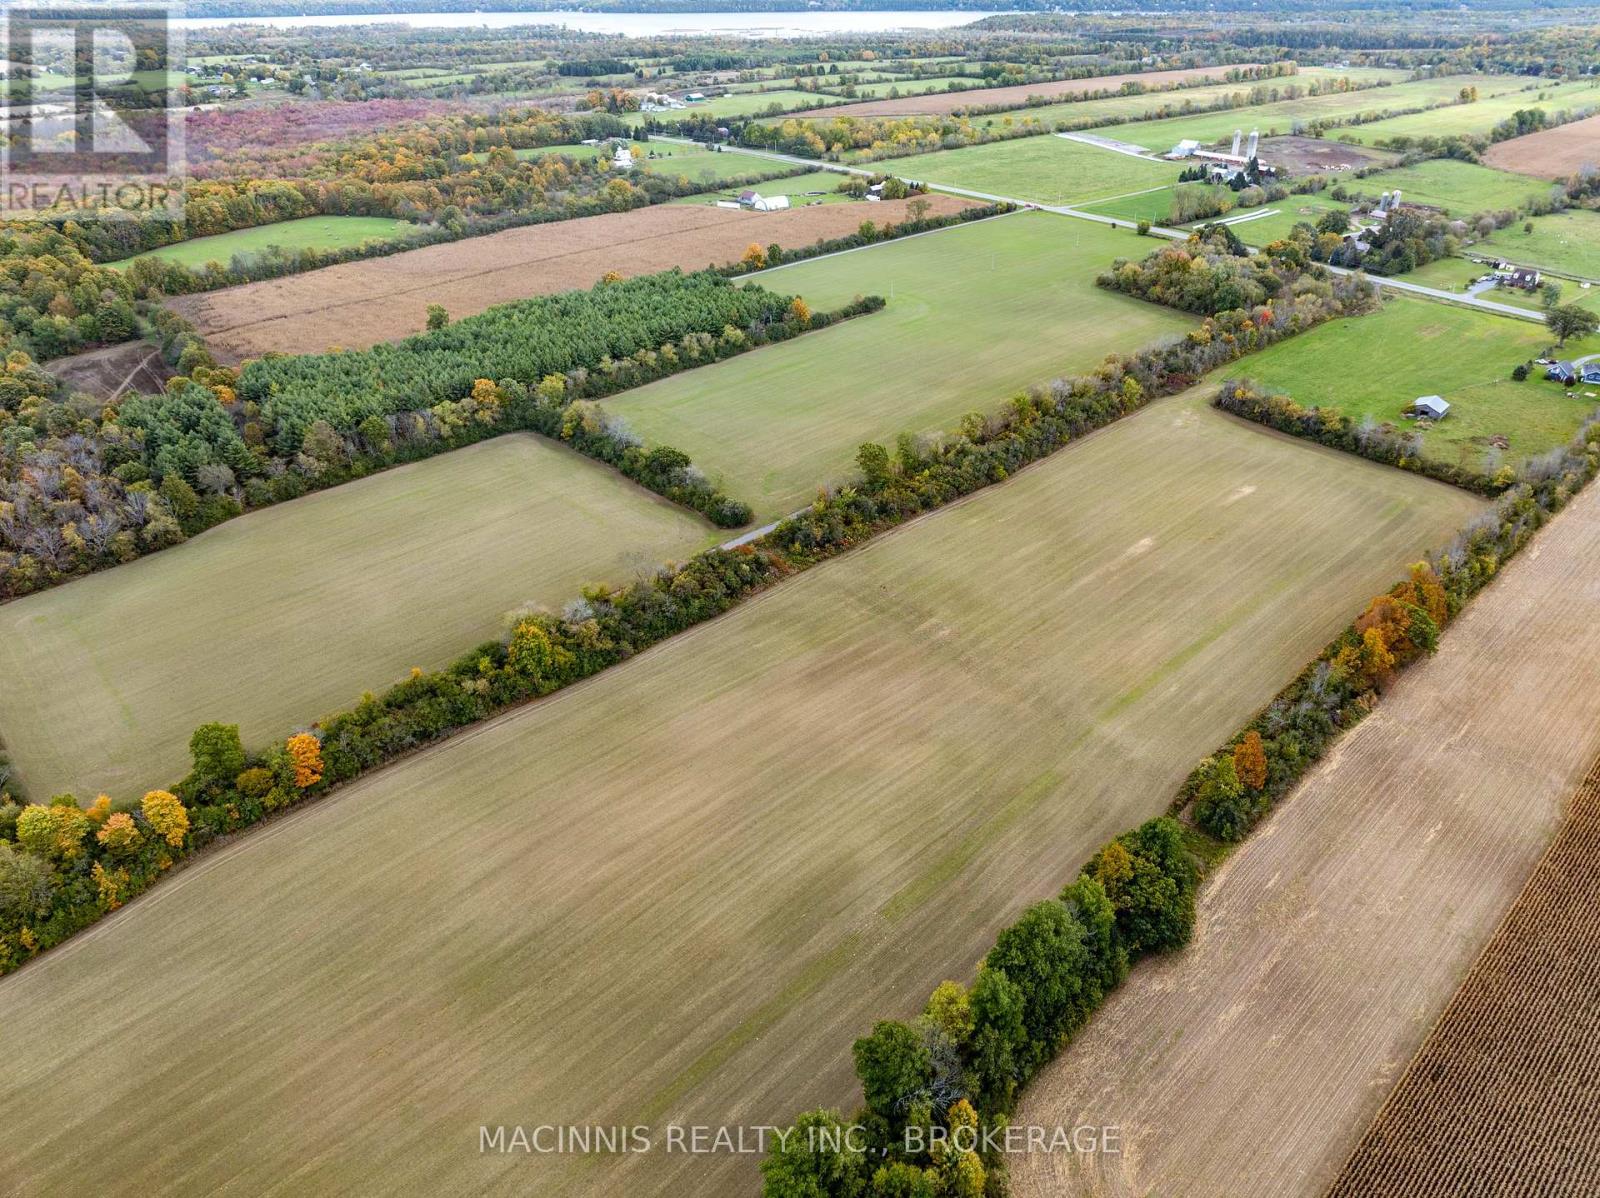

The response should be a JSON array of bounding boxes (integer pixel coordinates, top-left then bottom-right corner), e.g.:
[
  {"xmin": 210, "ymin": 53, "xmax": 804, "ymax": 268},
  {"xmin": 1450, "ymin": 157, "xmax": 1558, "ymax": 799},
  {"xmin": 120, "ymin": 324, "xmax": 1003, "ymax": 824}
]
[
  {"xmin": 1237, "ymin": 296, "xmax": 1600, "ymax": 470},
  {"xmin": 108, "ymin": 216, "xmax": 419, "ymax": 271},
  {"xmin": 1344, "ymin": 77, "xmax": 1600, "ymax": 145},
  {"xmin": 1484, "ymin": 111, "xmax": 1600, "ymax": 179},
  {"xmin": 1011, "ymin": 462, "xmax": 1600, "ymax": 1198},
  {"xmin": 1329, "ymin": 759, "xmax": 1600, "ymax": 1197},
  {"xmin": 0, "ymin": 388, "xmax": 1481, "ymax": 1198},
  {"xmin": 0, "ymin": 435, "xmax": 716, "ymax": 801},
  {"xmin": 998, "ymin": 68, "xmax": 1410, "ymax": 134},
  {"xmin": 605, "ymin": 211, "xmax": 1195, "ymax": 520},
  {"xmin": 165, "ymin": 195, "xmax": 974, "ymax": 362},
  {"xmin": 782, "ymin": 63, "xmax": 1260, "ymax": 120},
  {"xmin": 896, "ymin": 136, "xmax": 1179, "ymax": 205},
  {"xmin": 1100, "ymin": 75, "xmax": 1528, "ymax": 152}
]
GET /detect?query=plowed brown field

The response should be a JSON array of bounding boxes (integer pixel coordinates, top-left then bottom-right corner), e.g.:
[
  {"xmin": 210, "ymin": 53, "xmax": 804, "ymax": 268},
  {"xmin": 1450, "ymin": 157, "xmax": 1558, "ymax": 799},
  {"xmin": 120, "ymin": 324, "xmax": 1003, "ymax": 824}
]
[
  {"xmin": 1483, "ymin": 113, "xmax": 1600, "ymax": 179},
  {"xmin": 167, "ymin": 195, "xmax": 974, "ymax": 362},
  {"xmin": 783, "ymin": 64, "xmax": 1260, "ymax": 120},
  {"xmin": 1009, "ymin": 477, "xmax": 1600, "ymax": 1198},
  {"xmin": 1328, "ymin": 758, "xmax": 1600, "ymax": 1197}
]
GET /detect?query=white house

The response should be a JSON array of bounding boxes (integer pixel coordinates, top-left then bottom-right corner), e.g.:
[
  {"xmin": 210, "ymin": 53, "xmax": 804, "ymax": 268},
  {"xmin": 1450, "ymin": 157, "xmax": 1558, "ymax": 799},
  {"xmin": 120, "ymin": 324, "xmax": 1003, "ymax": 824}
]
[
  {"xmin": 753, "ymin": 194, "xmax": 790, "ymax": 212},
  {"xmin": 611, "ymin": 145, "xmax": 635, "ymax": 171}
]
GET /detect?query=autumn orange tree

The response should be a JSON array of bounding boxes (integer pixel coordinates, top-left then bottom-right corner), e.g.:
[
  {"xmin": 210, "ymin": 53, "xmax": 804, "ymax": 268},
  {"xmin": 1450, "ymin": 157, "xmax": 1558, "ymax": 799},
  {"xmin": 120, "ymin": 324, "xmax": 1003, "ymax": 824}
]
[
  {"xmin": 286, "ymin": 734, "xmax": 324, "ymax": 790},
  {"xmin": 1233, "ymin": 730, "xmax": 1267, "ymax": 791}
]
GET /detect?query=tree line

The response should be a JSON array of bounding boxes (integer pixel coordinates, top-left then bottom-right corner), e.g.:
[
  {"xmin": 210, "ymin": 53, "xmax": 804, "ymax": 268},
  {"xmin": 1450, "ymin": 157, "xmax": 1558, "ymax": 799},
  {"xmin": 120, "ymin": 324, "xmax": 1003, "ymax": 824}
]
[
  {"xmin": 1191, "ymin": 379, "xmax": 1600, "ymax": 842},
  {"xmin": 0, "ymin": 239, "xmax": 1353, "ymax": 978}
]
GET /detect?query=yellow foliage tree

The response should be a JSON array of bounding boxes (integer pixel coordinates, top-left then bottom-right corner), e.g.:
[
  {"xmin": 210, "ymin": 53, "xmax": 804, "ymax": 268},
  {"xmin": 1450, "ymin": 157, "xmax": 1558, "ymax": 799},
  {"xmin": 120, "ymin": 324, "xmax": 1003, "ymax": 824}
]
[
  {"xmin": 741, "ymin": 243, "xmax": 767, "ymax": 269},
  {"xmin": 141, "ymin": 790, "xmax": 190, "ymax": 848},
  {"xmin": 287, "ymin": 734, "xmax": 324, "ymax": 789},
  {"xmin": 788, "ymin": 297, "xmax": 812, "ymax": 328},
  {"xmin": 1360, "ymin": 626, "xmax": 1396, "ymax": 685},
  {"xmin": 15, "ymin": 803, "xmax": 90, "ymax": 862},
  {"xmin": 85, "ymin": 794, "xmax": 112, "ymax": 825}
]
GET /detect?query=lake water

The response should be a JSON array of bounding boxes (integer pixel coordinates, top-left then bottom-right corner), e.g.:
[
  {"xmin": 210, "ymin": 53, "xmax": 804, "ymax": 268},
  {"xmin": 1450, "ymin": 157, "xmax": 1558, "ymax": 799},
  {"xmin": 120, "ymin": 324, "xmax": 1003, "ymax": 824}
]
[{"xmin": 174, "ymin": 9, "xmax": 1010, "ymax": 35}]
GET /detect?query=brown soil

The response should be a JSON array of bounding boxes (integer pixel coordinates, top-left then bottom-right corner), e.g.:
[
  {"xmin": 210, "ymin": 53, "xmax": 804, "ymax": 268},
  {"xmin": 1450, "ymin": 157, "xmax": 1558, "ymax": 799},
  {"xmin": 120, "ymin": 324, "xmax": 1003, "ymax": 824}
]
[
  {"xmin": 1483, "ymin": 113, "xmax": 1600, "ymax": 179},
  {"xmin": 784, "ymin": 64, "xmax": 1263, "ymax": 121},
  {"xmin": 1008, "ymin": 477, "xmax": 1600, "ymax": 1198},
  {"xmin": 1259, "ymin": 134, "xmax": 1395, "ymax": 174},
  {"xmin": 1328, "ymin": 757, "xmax": 1600, "ymax": 1197},
  {"xmin": 47, "ymin": 340, "xmax": 174, "ymax": 400},
  {"xmin": 167, "ymin": 195, "xmax": 976, "ymax": 363}
]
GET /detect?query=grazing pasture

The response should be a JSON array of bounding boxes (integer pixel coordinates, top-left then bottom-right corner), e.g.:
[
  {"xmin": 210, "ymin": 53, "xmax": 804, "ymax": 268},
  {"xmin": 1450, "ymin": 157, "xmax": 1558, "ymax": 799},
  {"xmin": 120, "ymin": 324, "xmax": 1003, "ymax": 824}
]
[
  {"xmin": 1344, "ymin": 77, "xmax": 1600, "ymax": 145},
  {"xmin": 0, "ymin": 435, "xmax": 716, "ymax": 800},
  {"xmin": 1011, "ymin": 473, "xmax": 1600, "ymax": 1198},
  {"xmin": 0, "ymin": 389, "xmax": 1481, "ymax": 1198},
  {"xmin": 165, "ymin": 195, "xmax": 974, "ymax": 361},
  {"xmin": 1102, "ymin": 75, "xmax": 1528, "ymax": 152},
  {"xmin": 1329, "ymin": 760, "xmax": 1600, "ymax": 1197},
  {"xmin": 1346, "ymin": 157, "xmax": 1556, "ymax": 214},
  {"xmin": 1478, "ymin": 209, "xmax": 1600, "ymax": 280},
  {"xmin": 605, "ymin": 211, "xmax": 1195, "ymax": 520},
  {"xmin": 895, "ymin": 136, "xmax": 1179, "ymax": 204},
  {"xmin": 1236, "ymin": 297, "xmax": 1599, "ymax": 470},
  {"xmin": 108, "ymin": 216, "xmax": 418, "ymax": 270}
]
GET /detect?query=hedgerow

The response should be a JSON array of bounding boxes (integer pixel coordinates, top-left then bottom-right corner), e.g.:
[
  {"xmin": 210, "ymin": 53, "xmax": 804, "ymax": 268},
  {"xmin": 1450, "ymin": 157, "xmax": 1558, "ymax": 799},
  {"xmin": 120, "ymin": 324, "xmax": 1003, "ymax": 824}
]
[
  {"xmin": 0, "ymin": 234, "xmax": 1314, "ymax": 978},
  {"xmin": 1187, "ymin": 381, "xmax": 1600, "ymax": 841}
]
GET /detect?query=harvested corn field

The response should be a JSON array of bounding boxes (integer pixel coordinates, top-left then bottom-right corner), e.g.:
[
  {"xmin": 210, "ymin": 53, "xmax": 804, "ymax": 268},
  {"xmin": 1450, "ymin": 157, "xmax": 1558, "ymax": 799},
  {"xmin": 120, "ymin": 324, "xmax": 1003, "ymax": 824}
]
[{"xmin": 1328, "ymin": 758, "xmax": 1600, "ymax": 1198}]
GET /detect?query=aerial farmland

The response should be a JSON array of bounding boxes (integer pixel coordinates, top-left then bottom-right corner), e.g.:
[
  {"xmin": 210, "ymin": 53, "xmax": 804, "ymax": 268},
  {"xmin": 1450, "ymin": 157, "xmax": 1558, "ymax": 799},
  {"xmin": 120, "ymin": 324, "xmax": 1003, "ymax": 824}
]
[{"xmin": 4, "ymin": 8, "xmax": 1600, "ymax": 1198}]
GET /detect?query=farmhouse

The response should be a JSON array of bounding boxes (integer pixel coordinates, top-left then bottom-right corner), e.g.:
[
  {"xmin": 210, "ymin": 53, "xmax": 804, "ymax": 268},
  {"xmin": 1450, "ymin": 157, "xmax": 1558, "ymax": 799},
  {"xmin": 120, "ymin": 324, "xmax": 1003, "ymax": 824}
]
[
  {"xmin": 1503, "ymin": 266, "xmax": 1542, "ymax": 290},
  {"xmin": 1410, "ymin": 395, "xmax": 1450, "ymax": 420},
  {"xmin": 1543, "ymin": 360, "xmax": 1599, "ymax": 384}
]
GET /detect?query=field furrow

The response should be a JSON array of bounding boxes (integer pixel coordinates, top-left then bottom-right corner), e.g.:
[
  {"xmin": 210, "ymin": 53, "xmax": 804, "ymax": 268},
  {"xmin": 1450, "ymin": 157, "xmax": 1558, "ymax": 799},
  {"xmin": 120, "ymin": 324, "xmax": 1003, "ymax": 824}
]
[
  {"xmin": 1010, "ymin": 471, "xmax": 1600, "ymax": 1198},
  {"xmin": 0, "ymin": 391, "xmax": 1478, "ymax": 1197}
]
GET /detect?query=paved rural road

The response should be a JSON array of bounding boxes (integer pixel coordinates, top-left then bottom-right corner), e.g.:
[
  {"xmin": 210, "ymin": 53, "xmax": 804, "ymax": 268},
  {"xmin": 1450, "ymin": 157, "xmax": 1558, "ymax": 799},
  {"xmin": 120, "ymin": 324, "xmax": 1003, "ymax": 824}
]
[{"xmin": 671, "ymin": 138, "xmax": 1550, "ymax": 323}]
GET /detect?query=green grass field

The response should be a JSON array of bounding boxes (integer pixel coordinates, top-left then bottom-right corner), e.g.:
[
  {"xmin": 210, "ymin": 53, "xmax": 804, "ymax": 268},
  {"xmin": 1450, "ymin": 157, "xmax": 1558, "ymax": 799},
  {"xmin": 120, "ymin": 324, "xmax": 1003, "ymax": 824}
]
[
  {"xmin": 639, "ymin": 144, "xmax": 796, "ymax": 183},
  {"xmin": 606, "ymin": 211, "xmax": 1196, "ymax": 519},
  {"xmin": 1103, "ymin": 74, "xmax": 1529, "ymax": 151},
  {"xmin": 1192, "ymin": 196, "xmax": 1352, "ymax": 245},
  {"xmin": 0, "ymin": 386, "xmax": 1481, "ymax": 1197},
  {"xmin": 1400, "ymin": 256, "xmax": 1600, "ymax": 314},
  {"xmin": 1080, "ymin": 183, "xmax": 1238, "ymax": 225},
  {"xmin": 624, "ymin": 89, "xmax": 831, "ymax": 125},
  {"xmin": 1345, "ymin": 158, "xmax": 1558, "ymax": 214},
  {"xmin": 109, "ymin": 216, "xmax": 418, "ymax": 271},
  {"xmin": 893, "ymin": 135, "xmax": 1180, "ymax": 204},
  {"xmin": 1344, "ymin": 77, "xmax": 1600, "ymax": 145},
  {"xmin": 668, "ymin": 169, "xmax": 854, "ymax": 205},
  {"xmin": 1478, "ymin": 209, "xmax": 1600, "ymax": 280},
  {"xmin": 1236, "ymin": 296, "xmax": 1600, "ymax": 471},
  {"xmin": 0, "ymin": 436, "xmax": 717, "ymax": 801}
]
